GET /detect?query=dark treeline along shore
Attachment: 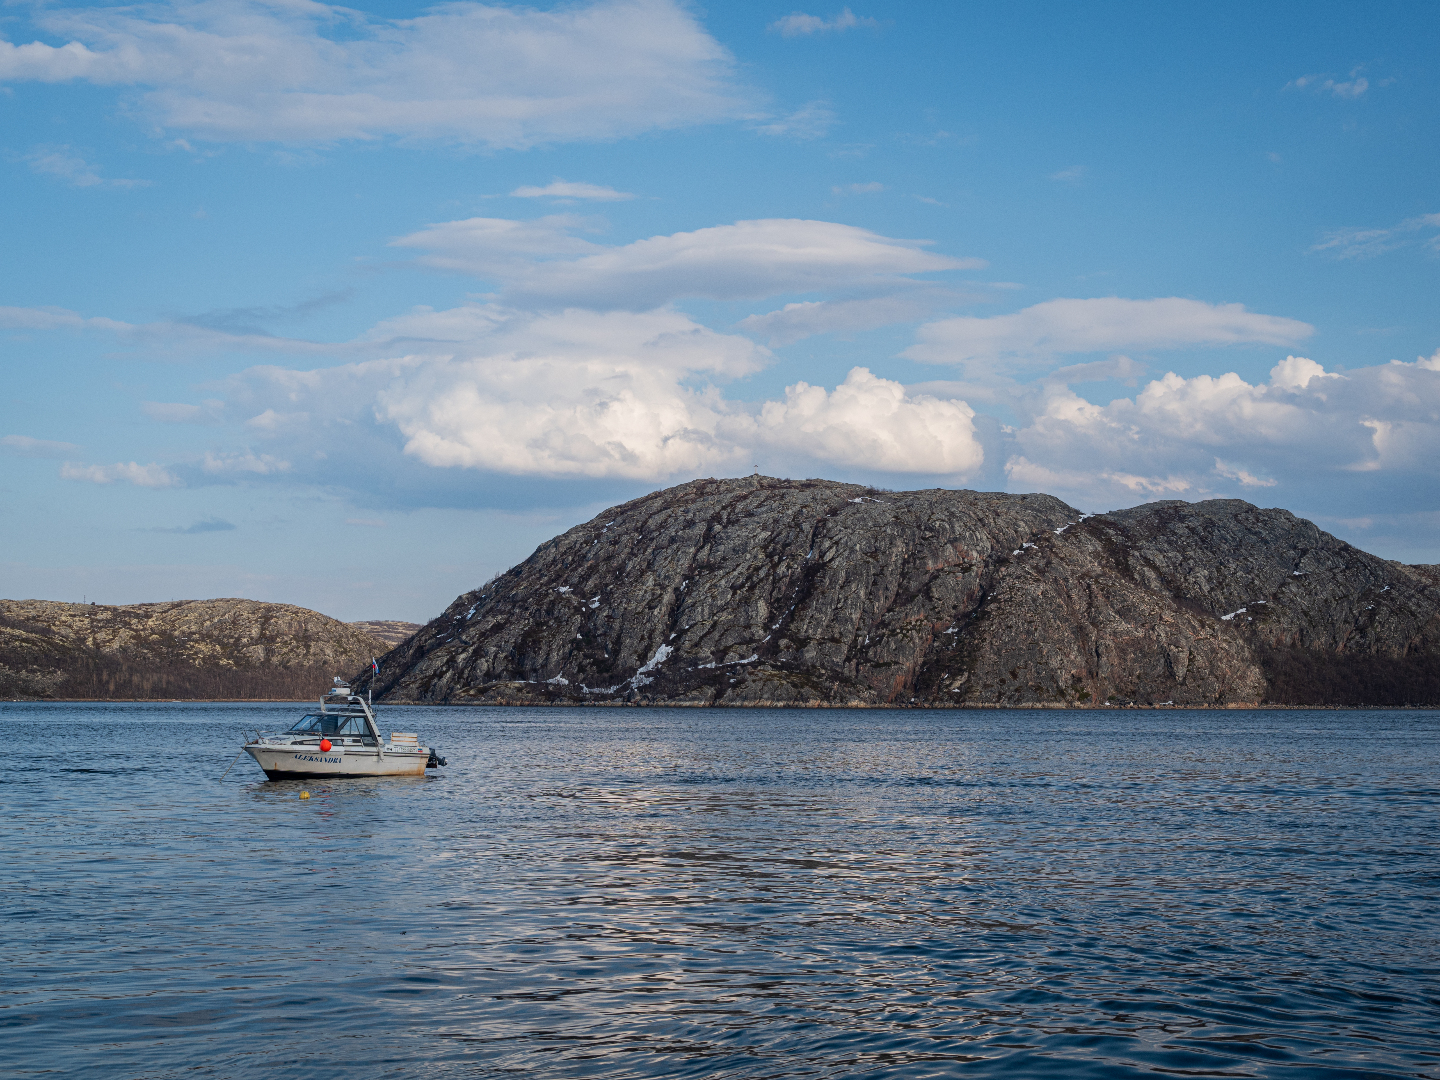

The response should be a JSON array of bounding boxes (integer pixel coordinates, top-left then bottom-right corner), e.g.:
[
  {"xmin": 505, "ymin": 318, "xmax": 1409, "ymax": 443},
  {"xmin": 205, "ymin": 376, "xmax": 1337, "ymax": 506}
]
[
  {"xmin": 0, "ymin": 599, "xmax": 418, "ymax": 701},
  {"xmin": 365, "ymin": 477, "xmax": 1440, "ymax": 709}
]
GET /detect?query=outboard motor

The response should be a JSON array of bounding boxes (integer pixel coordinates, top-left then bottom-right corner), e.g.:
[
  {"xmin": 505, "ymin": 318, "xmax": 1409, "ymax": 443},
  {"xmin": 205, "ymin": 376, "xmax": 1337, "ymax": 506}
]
[{"xmin": 426, "ymin": 749, "xmax": 447, "ymax": 769}]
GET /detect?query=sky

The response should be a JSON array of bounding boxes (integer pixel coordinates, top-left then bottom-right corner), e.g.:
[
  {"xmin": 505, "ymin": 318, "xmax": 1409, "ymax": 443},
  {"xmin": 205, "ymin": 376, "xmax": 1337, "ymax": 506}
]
[{"xmin": 2, "ymin": 0, "xmax": 1438, "ymax": 623}]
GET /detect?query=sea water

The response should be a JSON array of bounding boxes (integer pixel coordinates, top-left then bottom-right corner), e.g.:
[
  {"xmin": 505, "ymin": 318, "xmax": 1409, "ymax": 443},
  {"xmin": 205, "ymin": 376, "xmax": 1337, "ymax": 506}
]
[{"xmin": 1, "ymin": 703, "xmax": 1436, "ymax": 1079}]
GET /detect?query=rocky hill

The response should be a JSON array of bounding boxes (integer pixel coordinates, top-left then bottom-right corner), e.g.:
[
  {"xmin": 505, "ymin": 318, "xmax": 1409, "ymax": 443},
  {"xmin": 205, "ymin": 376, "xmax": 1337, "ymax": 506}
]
[
  {"xmin": 0, "ymin": 598, "xmax": 386, "ymax": 700},
  {"xmin": 366, "ymin": 476, "xmax": 1440, "ymax": 708},
  {"xmin": 349, "ymin": 620, "xmax": 422, "ymax": 648}
]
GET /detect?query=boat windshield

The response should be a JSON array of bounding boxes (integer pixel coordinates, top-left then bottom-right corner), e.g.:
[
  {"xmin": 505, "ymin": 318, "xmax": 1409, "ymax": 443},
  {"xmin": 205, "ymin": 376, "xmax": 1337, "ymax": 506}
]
[{"xmin": 287, "ymin": 713, "xmax": 372, "ymax": 736}]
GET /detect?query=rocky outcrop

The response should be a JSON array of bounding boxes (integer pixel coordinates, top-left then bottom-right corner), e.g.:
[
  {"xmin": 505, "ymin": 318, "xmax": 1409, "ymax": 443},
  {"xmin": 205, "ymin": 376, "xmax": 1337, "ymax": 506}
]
[
  {"xmin": 368, "ymin": 477, "xmax": 1440, "ymax": 708},
  {"xmin": 349, "ymin": 620, "xmax": 422, "ymax": 648},
  {"xmin": 0, "ymin": 598, "xmax": 386, "ymax": 700}
]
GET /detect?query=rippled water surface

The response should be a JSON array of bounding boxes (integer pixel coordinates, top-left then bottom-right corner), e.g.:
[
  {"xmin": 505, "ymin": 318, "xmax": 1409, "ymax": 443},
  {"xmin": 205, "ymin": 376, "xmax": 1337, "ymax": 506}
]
[{"xmin": 3, "ymin": 703, "xmax": 1438, "ymax": 1079}]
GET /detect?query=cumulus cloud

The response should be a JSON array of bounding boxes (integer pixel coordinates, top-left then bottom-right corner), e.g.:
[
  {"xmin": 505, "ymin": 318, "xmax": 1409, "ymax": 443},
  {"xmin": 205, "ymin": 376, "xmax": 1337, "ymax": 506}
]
[
  {"xmin": 2, "ymin": 434, "xmax": 81, "ymax": 457},
  {"xmin": 907, "ymin": 297, "xmax": 1313, "ymax": 371},
  {"xmin": 1310, "ymin": 213, "xmax": 1440, "ymax": 260},
  {"xmin": 60, "ymin": 461, "xmax": 179, "ymax": 487},
  {"xmin": 754, "ymin": 368, "xmax": 982, "ymax": 474},
  {"xmin": 206, "ymin": 304, "xmax": 983, "ymax": 483},
  {"xmin": 1004, "ymin": 353, "xmax": 1440, "ymax": 509},
  {"xmin": 0, "ymin": 0, "xmax": 748, "ymax": 147},
  {"xmin": 510, "ymin": 180, "xmax": 634, "ymax": 201},
  {"xmin": 396, "ymin": 216, "xmax": 980, "ymax": 309},
  {"xmin": 22, "ymin": 145, "xmax": 149, "ymax": 188},
  {"xmin": 771, "ymin": 8, "xmax": 877, "ymax": 36},
  {"xmin": 375, "ymin": 308, "xmax": 760, "ymax": 478}
]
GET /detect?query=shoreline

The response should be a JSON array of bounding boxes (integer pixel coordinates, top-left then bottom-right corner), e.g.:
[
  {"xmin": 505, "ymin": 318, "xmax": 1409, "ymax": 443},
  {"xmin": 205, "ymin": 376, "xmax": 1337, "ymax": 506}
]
[{"xmin": 5, "ymin": 697, "xmax": 1438, "ymax": 710}]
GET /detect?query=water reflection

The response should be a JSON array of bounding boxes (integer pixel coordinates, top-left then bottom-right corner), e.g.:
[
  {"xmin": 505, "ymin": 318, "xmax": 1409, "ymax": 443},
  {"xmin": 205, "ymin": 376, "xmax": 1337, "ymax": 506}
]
[{"xmin": 1, "ymin": 703, "xmax": 1437, "ymax": 1079}]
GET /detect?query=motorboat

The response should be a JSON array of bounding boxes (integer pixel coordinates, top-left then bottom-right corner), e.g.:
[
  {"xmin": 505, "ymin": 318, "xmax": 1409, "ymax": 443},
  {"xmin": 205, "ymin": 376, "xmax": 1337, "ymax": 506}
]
[{"xmin": 242, "ymin": 678, "xmax": 447, "ymax": 780}]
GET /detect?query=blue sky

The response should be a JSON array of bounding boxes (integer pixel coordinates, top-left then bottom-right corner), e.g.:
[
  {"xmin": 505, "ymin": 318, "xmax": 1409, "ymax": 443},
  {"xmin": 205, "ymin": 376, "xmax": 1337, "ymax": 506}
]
[{"xmin": 2, "ymin": 0, "xmax": 1437, "ymax": 622}]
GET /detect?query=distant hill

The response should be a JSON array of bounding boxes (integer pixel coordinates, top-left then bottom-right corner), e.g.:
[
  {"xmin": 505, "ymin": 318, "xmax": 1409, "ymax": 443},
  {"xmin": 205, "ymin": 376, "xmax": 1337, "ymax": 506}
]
[
  {"xmin": 0, "ymin": 598, "xmax": 387, "ymax": 700},
  {"xmin": 349, "ymin": 620, "xmax": 422, "ymax": 649},
  {"xmin": 368, "ymin": 477, "xmax": 1440, "ymax": 708}
]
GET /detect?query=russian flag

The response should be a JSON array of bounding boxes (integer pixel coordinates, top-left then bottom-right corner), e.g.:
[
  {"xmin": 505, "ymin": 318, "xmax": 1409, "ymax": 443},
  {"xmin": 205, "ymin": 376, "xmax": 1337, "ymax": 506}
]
[{"xmin": 371, "ymin": 657, "xmax": 380, "ymax": 675}]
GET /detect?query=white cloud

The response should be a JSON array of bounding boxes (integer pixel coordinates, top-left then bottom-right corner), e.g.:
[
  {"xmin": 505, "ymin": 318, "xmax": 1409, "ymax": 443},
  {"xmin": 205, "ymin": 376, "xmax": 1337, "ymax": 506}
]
[
  {"xmin": 1004, "ymin": 353, "xmax": 1440, "ymax": 508},
  {"xmin": 396, "ymin": 216, "xmax": 981, "ymax": 309},
  {"xmin": 0, "ymin": 0, "xmax": 748, "ymax": 147},
  {"xmin": 2, "ymin": 434, "xmax": 82, "ymax": 457},
  {"xmin": 753, "ymin": 368, "xmax": 982, "ymax": 474},
  {"xmin": 390, "ymin": 215, "xmax": 602, "ymax": 279},
  {"xmin": 375, "ymin": 307, "xmax": 762, "ymax": 478},
  {"xmin": 1213, "ymin": 458, "xmax": 1277, "ymax": 487},
  {"xmin": 751, "ymin": 100, "xmax": 836, "ymax": 139},
  {"xmin": 1310, "ymin": 213, "xmax": 1440, "ymax": 260},
  {"xmin": 0, "ymin": 305, "xmax": 130, "ymax": 332},
  {"xmin": 771, "ymin": 8, "xmax": 877, "ymax": 36},
  {"xmin": 22, "ymin": 145, "xmax": 149, "ymax": 188},
  {"xmin": 832, "ymin": 181, "xmax": 884, "ymax": 194},
  {"xmin": 510, "ymin": 180, "xmax": 634, "ymax": 201},
  {"xmin": 907, "ymin": 297, "xmax": 1313, "ymax": 371},
  {"xmin": 211, "ymin": 305, "xmax": 984, "ymax": 482},
  {"xmin": 737, "ymin": 292, "xmax": 962, "ymax": 345},
  {"xmin": 201, "ymin": 450, "xmax": 291, "ymax": 475},
  {"xmin": 142, "ymin": 400, "xmax": 225, "ymax": 423},
  {"xmin": 1286, "ymin": 69, "xmax": 1369, "ymax": 99},
  {"xmin": 60, "ymin": 461, "xmax": 180, "ymax": 487},
  {"xmin": 1049, "ymin": 165, "xmax": 1086, "ymax": 183}
]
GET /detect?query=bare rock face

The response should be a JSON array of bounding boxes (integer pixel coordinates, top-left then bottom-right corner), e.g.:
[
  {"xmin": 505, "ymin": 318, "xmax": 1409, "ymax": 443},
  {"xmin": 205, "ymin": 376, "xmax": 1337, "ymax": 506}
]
[
  {"xmin": 349, "ymin": 620, "xmax": 422, "ymax": 649},
  {"xmin": 0, "ymin": 598, "xmax": 385, "ymax": 700},
  {"xmin": 370, "ymin": 477, "xmax": 1440, "ymax": 707}
]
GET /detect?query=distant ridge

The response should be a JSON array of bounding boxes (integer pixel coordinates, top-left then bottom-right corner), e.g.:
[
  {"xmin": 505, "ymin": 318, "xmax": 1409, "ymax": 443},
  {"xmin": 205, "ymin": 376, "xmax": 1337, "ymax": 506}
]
[
  {"xmin": 366, "ymin": 477, "xmax": 1440, "ymax": 708},
  {"xmin": 0, "ymin": 598, "xmax": 387, "ymax": 700},
  {"xmin": 349, "ymin": 620, "xmax": 422, "ymax": 649}
]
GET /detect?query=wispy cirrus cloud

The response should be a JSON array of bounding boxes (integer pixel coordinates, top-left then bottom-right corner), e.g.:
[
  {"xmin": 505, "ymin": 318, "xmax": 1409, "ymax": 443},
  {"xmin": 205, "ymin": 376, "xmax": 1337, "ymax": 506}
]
[
  {"xmin": 1285, "ymin": 68, "xmax": 1370, "ymax": 99},
  {"xmin": 770, "ymin": 8, "xmax": 877, "ymax": 37},
  {"xmin": 1310, "ymin": 213, "xmax": 1440, "ymax": 260},
  {"xmin": 751, "ymin": 100, "xmax": 836, "ymax": 139},
  {"xmin": 2, "ymin": 434, "xmax": 81, "ymax": 458},
  {"xmin": 394, "ymin": 216, "xmax": 982, "ymax": 309},
  {"xmin": 21, "ymin": 145, "xmax": 149, "ymax": 188},
  {"xmin": 510, "ymin": 180, "xmax": 635, "ymax": 201},
  {"xmin": 737, "ymin": 290, "xmax": 970, "ymax": 346},
  {"xmin": 906, "ymin": 297, "xmax": 1313, "ymax": 372},
  {"xmin": 0, "ymin": 0, "xmax": 750, "ymax": 147},
  {"xmin": 60, "ymin": 461, "xmax": 180, "ymax": 487},
  {"xmin": 148, "ymin": 517, "xmax": 236, "ymax": 534}
]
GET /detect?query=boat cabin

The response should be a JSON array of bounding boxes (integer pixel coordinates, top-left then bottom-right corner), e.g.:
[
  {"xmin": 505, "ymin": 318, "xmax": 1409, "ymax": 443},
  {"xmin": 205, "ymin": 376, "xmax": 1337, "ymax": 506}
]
[{"xmin": 287, "ymin": 713, "xmax": 378, "ymax": 744}]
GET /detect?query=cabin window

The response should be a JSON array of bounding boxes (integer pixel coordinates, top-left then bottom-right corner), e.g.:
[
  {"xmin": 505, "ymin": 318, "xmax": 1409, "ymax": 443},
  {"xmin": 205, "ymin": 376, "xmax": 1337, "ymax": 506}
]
[{"xmin": 288, "ymin": 714, "xmax": 371, "ymax": 736}]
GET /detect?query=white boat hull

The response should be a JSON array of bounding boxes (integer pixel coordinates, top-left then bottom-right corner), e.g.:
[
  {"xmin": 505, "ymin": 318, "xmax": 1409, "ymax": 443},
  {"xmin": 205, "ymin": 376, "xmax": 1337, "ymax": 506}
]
[{"xmin": 244, "ymin": 744, "xmax": 429, "ymax": 779}]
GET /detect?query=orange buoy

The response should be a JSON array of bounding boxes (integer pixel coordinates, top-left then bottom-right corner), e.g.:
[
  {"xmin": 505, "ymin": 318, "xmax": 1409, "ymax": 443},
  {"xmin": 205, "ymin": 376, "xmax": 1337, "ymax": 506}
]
[{"xmin": 319, "ymin": 739, "xmax": 332, "ymax": 752}]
